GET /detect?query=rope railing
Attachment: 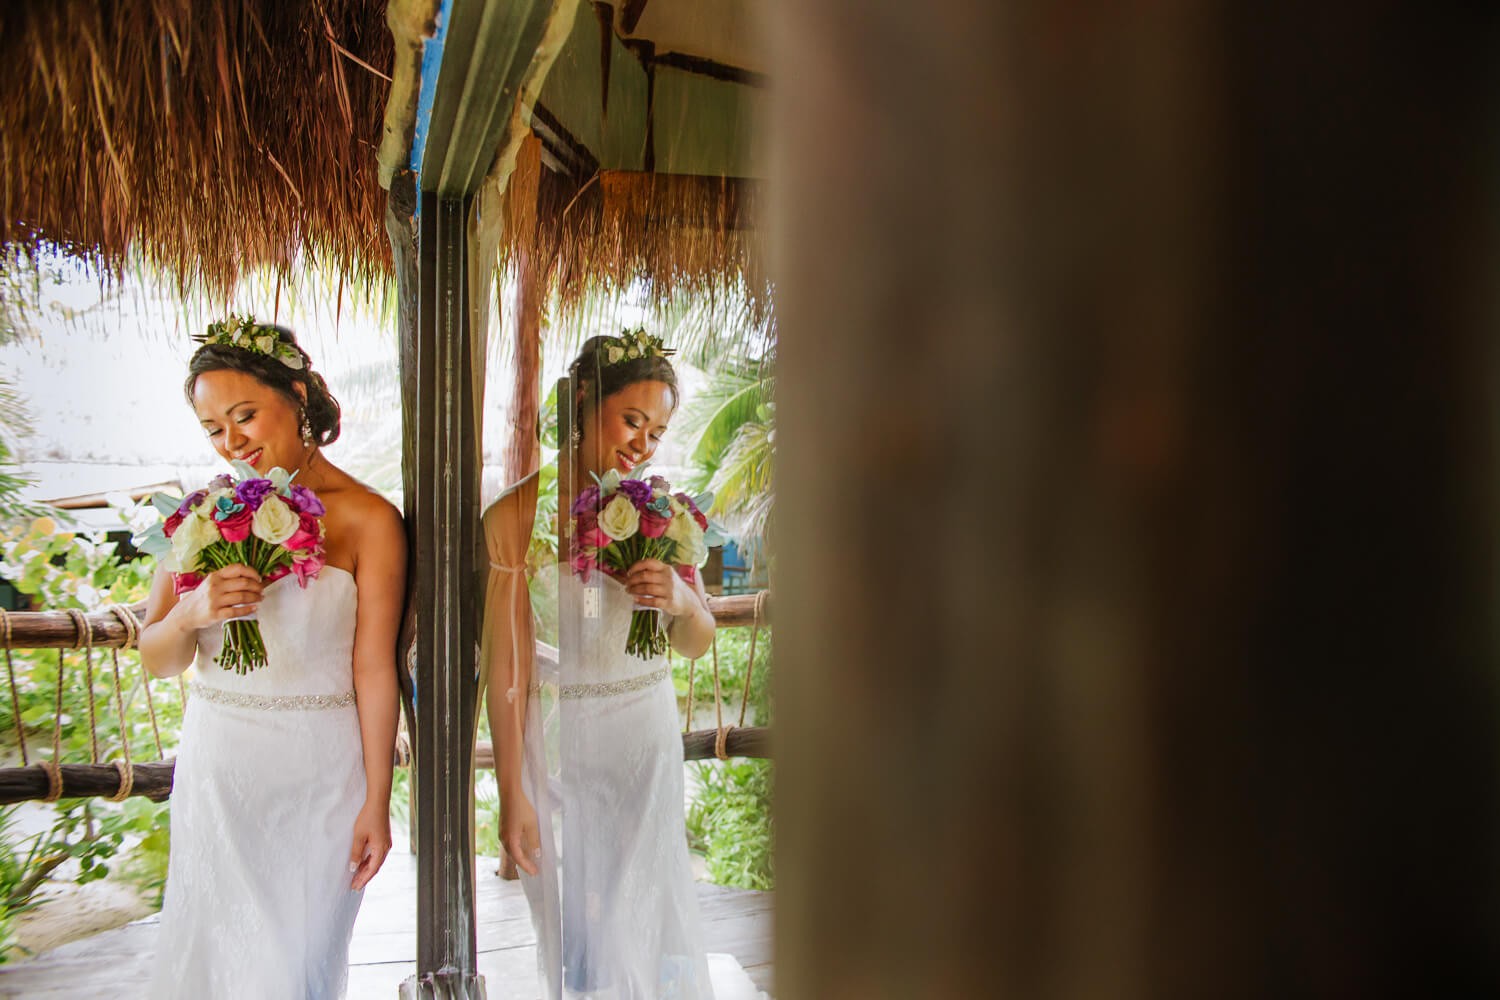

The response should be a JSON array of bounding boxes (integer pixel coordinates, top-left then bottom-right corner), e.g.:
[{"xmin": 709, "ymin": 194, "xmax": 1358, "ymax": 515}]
[
  {"xmin": 0, "ymin": 588, "xmax": 772, "ymax": 804},
  {"xmin": 0, "ymin": 603, "xmax": 175, "ymax": 804}
]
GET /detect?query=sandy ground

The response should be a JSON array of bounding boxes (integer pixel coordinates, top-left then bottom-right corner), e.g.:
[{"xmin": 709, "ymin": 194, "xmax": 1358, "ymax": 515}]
[{"xmin": 8, "ymin": 876, "xmax": 154, "ymax": 961}]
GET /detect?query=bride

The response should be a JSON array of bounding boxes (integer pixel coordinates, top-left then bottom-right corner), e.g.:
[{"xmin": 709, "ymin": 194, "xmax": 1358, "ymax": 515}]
[
  {"xmin": 138, "ymin": 318, "xmax": 405, "ymax": 999},
  {"xmin": 484, "ymin": 331, "xmax": 761, "ymax": 999}
]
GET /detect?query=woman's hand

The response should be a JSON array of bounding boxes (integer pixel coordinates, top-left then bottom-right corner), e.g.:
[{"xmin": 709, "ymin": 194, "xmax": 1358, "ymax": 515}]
[
  {"xmin": 501, "ymin": 788, "xmax": 542, "ymax": 877},
  {"xmin": 348, "ymin": 798, "xmax": 393, "ymax": 891},
  {"xmin": 624, "ymin": 558, "xmax": 699, "ymax": 618},
  {"xmin": 171, "ymin": 564, "xmax": 263, "ymax": 632}
]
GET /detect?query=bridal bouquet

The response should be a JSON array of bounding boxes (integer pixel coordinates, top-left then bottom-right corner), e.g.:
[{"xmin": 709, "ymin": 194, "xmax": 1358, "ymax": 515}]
[
  {"xmin": 136, "ymin": 461, "xmax": 326, "ymax": 673},
  {"xmin": 570, "ymin": 470, "xmax": 719, "ymax": 659}
]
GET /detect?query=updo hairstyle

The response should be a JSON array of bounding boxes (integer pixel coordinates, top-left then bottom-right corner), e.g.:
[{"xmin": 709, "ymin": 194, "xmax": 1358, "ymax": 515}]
[
  {"xmin": 183, "ymin": 324, "xmax": 343, "ymax": 446},
  {"xmin": 567, "ymin": 334, "xmax": 679, "ymax": 427}
]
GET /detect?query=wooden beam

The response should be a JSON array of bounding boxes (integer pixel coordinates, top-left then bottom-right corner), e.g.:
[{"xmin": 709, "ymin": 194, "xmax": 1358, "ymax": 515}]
[
  {"xmin": 471, "ymin": 726, "xmax": 769, "ymax": 769},
  {"xmin": 704, "ymin": 592, "xmax": 770, "ymax": 629},
  {"xmin": 0, "ymin": 761, "xmax": 174, "ymax": 804},
  {"xmin": 403, "ymin": 190, "xmax": 485, "ymax": 999},
  {"xmin": 0, "ymin": 593, "xmax": 765, "ymax": 653},
  {"xmin": 0, "ymin": 603, "xmax": 146, "ymax": 650}
]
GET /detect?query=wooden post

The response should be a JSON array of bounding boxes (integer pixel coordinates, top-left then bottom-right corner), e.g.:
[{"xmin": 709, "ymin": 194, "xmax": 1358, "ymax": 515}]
[
  {"xmin": 402, "ymin": 190, "xmax": 486, "ymax": 999},
  {"xmin": 773, "ymin": 4, "xmax": 1500, "ymax": 998}
]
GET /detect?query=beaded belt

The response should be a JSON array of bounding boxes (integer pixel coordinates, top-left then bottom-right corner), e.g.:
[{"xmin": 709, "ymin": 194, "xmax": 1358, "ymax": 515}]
[
  {"xmin": 533, "ymin": 665, "xmax": 669, "ymax": 701},
  {"xmin": 191, "ymin": 683, "xmax": 356, "ymax": 711}
]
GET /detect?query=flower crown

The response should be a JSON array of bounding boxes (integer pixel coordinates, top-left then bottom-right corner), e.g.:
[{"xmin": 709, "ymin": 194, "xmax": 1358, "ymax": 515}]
[
  {"xmin": 193, "ymin": 314, "xmax": 305, "ymax": 370},
  {"xmin": 597, "ymin": 327, "xmax": 674, "ymax": 368}
]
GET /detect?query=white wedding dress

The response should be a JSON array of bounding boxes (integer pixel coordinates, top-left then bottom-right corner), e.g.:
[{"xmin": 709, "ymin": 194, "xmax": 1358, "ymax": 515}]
[
  {"xmin": 149, "ymin": 567, "xmax": 367, "ymax": 1000},
  {"xmin": 519, "ymin": 573, "xmax": 763, "ymax": 1000}
]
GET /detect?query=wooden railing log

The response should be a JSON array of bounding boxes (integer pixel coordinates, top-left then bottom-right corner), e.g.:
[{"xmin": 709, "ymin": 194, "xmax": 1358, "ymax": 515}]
[
  {"xmin": 705, "ymin": 592, "xmax": 770, "ymax": 628},
  {"xmin": 0, "ymin": 761, "xmax": 175, "ymax": 804},
  {"xmin": 471, "ymin": 727, "xmax": 770, "ymax": 768},
  {"xmin": 0, "ymin": 593, "xmax": 766, "ymax": 652},
  {"xmin": 0, "ymin": 602, "xmax": 148, "ymax": 650}
]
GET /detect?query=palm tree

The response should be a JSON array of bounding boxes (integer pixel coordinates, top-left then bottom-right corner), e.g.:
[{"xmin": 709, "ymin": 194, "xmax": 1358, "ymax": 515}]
[{"xmin": 680, "ymin": 360, "xmax": 774, "ymax": 569}]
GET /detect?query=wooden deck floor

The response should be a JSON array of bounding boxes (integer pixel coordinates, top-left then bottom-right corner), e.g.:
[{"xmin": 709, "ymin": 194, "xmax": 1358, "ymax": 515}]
[{"xmin": 0, "ymin": 848, "xmax": 773, "ymax": 999}]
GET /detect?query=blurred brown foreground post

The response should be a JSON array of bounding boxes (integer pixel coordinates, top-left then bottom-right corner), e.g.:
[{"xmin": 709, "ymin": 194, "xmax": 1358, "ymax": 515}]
[{"xmin": 771, "ymin": 4, "xmax": 1500, "ymax": 997}]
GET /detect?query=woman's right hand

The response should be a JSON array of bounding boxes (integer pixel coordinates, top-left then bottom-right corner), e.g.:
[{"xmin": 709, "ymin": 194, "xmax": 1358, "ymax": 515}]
[
  {"xmin": 501, "ymin": 789, "xmax": 542, "ymax": 877},
  {"xmin": 171, "ymin": 564, "xmax": 264, "ymax": 632}
]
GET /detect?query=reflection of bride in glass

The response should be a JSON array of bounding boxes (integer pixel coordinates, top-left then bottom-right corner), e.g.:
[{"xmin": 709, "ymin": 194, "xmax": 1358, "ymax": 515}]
[{"xmin": 482, "ymin": 331, "xmax": 725, "ymax": 998}]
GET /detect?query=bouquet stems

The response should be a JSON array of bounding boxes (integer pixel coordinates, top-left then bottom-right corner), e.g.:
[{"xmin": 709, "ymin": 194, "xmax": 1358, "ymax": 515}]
[{"xmin": 625, "ymin": 605, "xmax": 668, "ymax": 659}]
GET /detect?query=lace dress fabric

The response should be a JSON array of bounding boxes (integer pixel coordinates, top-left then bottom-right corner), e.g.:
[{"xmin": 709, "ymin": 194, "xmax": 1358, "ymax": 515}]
[
  {"xmin": 519, "ymin": 572, "xmax": 716, "ymax": 1000},
  {"xmin": 149, "ymin": 567, "xmax": 366, "ymax": 1000}
]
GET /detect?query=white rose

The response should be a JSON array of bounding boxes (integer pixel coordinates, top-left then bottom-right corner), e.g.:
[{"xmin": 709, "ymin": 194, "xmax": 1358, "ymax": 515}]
[
  {"xmin": 597, "ymin": 494, "xmax": 641, "ymax": 541},
  {"xmin": 665, "ymin": 511, "xmax": 708, "ymax": 567},
  {"xmin": 606, "ymin": 345, "xmax": 625, "ymax": 364},
  {"xmin": 251, "ymin": 495, "xmax": 300, "ymax": 545},
  {"xmin": 171, "ymin": 511, "xmax": 222, "ymax": 571},
  {"xmin": 255, "ymin": 334, "xmax": 275, "ymax": 354}
]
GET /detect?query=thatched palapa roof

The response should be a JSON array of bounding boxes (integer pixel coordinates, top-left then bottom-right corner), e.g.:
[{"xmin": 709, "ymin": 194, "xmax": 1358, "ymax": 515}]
[
  {"xmin": 0, "ymin": 0, "xmax": 395, "ymax": 294},
  {"xmin": 0, "ymin": 0, "xmax": 767, "ymax": 306}
]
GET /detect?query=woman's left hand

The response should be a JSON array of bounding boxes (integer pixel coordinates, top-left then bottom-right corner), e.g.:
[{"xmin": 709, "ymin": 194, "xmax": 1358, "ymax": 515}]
[
  {"xmin": 624, "ymin": 558, "xmax": 699, "ymax": 618},
  {"xmin": 348, "ymin": 799, "xmax": 393, "ymax": 891}
]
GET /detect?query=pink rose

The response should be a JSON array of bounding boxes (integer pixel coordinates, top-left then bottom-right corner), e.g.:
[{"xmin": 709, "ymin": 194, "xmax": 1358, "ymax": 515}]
[
  {"xmin": 675, "ymin": 565, "xmax": 697, "ymax": 584},
  {"xmin": 673, "ymin": 492, "xmax": 709, "ymax": 530},
  {"xmin": 215, "ymin": 507, "xmax": 254, "ymax": 543},
  {"xmin": 639, "ymin": 510, "xmax": 671, "ymax": 539},
  {"xmin": 172, "ymin": 572, "xmax": 203, "ymax": 595},
  {"xmin": 264, "ymin": 564, "xmax": 293, "ymax": 584},
  {"xmin": 284, "ymin": 514, "xmax": 322, "ymax": 552},
  {"xmin": 570, "ymin": 551, "xmax": 596, "ymax": 579},
  {"xmin": 163, "ymin": 512, "xmax": 184, "ymax": 538},
  {"xmin": 579, "ymin": 526, "xmax": 612, "ymax": 550},
  {"xmin": 291, "ymin": 553, "xmax": 324, "ymax": 588}
]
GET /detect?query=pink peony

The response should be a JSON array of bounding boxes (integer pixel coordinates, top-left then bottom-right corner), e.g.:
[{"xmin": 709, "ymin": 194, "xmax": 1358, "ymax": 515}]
[
  {"xmin": 172, "ymin": 572, "xmax": 204, "ymax": 595},
  {"xmin": 291, "ymin": 553, "xmax": 324, "ymax": 588},
  {"xmin": 215, "ymin": 507, "xmax": 254, "ymax": 543}
]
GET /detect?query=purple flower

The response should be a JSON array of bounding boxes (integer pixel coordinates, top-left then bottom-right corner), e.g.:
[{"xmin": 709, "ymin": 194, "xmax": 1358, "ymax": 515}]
[
  {"xmin": 207, "ymin": 474, "xmax": 234, "ymax": 491},
  {"xmin": 176, "ymin": 490, "xmax": 206, "ymax": 517},
  {"xmin": 616, "ymin": 479, "xmax": 651, "ymax": 509},
  {"xmin": 288, "ymin": 484, "xmax": 326, "ymax": 517},
  {"xmin": 571, "ymin": 484, "xmax": 601, "ymax": 517},
  {"xmin": 234, "ymin": 478, "xmax": 276, "ymax": 510},
  {"xmin": 649, "ymin": 475, "xmax": 671, "ymax": 494}
]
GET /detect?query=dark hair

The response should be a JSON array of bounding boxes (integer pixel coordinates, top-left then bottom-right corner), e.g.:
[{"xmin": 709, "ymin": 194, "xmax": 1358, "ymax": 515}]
[
  {"xmin": 568, "ymin": 335, "xmax": 679, "ymax": 425},
  {"xmin": 183, "ymin": 324, "xmax": 342, "ymax": 446}
]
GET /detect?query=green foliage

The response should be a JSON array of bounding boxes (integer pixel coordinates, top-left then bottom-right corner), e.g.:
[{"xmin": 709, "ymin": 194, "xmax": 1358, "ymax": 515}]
[
  {"xmin": 685, "ymin": 758, "xmax": 773, "ymax": 891},
  {"xmin": 673, "ymin": 626, "xmax": 772, "ymax": 730},
  {"xmin": 0, "ymin": 505, "xmax": 182, "ymax": 952},
  {"xmin": 677, "ymin": 363, "xmax": 775, "ymax": 568},
  {"xmin": 672, "ymin": 627, "xmax": 774, "ymax": 890}
]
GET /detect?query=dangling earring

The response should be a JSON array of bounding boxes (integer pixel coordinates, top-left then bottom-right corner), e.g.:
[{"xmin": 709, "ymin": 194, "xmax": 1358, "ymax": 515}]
[
  {"xmin": 300, "ymin": 411, "xmax": 314, "ymax": 446},
  {"xmin": 570, "ymin": 425, "xmax": 582, "ymax": 446}
]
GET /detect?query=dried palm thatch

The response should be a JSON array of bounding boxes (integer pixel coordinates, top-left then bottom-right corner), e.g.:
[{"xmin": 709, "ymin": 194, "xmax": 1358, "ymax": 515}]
[
  {"xmin": 508, "ymin": 161, "xmax": 771, "ymax": 318},
  {"xmin": 0, "ymin": 0, "xmax": 395, "ymax": 296}
]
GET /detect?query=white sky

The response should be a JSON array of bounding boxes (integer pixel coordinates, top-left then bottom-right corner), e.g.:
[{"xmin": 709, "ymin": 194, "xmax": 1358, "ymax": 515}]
[{"xmin": 1, "ymin": 255, "xmax": 697, "ymax": 513}]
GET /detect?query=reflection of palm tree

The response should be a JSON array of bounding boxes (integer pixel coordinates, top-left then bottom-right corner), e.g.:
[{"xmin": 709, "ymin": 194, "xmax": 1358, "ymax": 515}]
[
  {"xmin": 681, "ymin": 363, "xmax": 774, "ymax": 568},
  {"xmin": 0, "ymin": 376, "xmax": 35, "ymax": 520},
  {"xmin": 328, "ymin": 360, "xmax": 404, "ymax": 500}
]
